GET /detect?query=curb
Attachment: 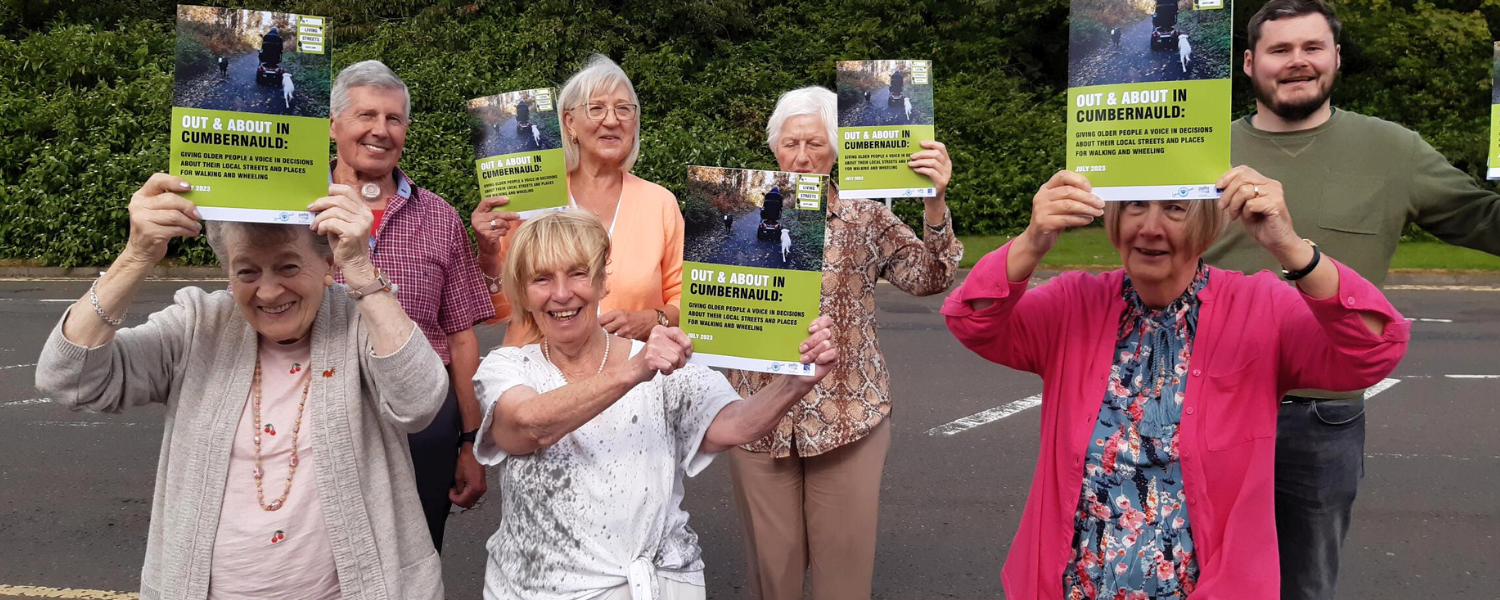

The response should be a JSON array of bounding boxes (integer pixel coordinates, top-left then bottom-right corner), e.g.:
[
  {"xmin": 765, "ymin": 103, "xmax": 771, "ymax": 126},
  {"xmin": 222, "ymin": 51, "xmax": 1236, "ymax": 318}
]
[
  {"xmin": 5, "ymin": 266, "xmax": 1500, "ymax": 287},
  {"xmin": 0, "ymin": 266, "xmax": 224, "ymax": 280}
]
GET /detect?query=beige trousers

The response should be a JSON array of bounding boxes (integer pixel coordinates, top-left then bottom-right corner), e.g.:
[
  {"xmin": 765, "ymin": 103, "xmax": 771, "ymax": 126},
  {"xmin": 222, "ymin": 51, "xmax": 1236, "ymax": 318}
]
[{"xmin": 727, "ymin": 418, "xmax": 893, "ymax": 600}]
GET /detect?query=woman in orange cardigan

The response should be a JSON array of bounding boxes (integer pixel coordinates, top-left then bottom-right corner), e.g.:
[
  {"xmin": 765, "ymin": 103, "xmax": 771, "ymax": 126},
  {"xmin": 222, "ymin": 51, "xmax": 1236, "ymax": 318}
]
[{"xmin": 471, "ymin": 54, "xmax": 683, "ymax": 345}]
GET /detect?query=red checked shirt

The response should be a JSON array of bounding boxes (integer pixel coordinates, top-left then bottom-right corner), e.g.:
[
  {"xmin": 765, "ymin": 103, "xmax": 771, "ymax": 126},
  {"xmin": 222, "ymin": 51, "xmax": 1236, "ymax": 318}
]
[{"xmin": 334, "ymin": 167, "xmax": 495, "ymax": 365}]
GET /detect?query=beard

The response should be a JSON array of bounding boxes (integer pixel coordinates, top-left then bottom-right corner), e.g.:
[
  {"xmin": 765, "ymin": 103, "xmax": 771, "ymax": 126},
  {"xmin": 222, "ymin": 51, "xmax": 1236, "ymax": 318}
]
[{"xmin": 1251, "ymin": 70, "xmax": 1334, "ymax": 122}]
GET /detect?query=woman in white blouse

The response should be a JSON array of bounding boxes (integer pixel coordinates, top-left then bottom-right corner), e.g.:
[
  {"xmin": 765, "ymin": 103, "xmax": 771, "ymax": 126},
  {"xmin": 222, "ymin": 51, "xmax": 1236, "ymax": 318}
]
[{"xmin": 473, "ymin": 210, "xmax": 837, "ymax": 600}]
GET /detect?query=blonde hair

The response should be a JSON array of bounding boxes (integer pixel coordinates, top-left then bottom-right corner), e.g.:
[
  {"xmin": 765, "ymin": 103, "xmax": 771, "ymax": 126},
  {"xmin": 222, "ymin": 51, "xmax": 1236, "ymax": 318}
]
[
  {"xmin": 558, "ymin": 54, "xmax": 641, "ymax": 173},
  {"xmin": 502, "ymin": 210, "xmax": 612, "ymax": 345},
  {"xmin": 1104, "ymin": 201, "xmax": 1229, "ymax": 259}
]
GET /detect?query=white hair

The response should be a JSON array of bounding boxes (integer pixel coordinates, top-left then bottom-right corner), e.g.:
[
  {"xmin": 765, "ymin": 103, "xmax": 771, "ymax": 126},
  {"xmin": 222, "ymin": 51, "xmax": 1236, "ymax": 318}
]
[
  {"xmin": 331, "ymin": 60, "xmax": 410, "ymax": 120},
  {"xmin": 766, "ymin": 86, "xmax": 838, "ymax": 157},
  {"xmin": 558, "ymin": 54, "xmax": 641, "ymax": 173}
]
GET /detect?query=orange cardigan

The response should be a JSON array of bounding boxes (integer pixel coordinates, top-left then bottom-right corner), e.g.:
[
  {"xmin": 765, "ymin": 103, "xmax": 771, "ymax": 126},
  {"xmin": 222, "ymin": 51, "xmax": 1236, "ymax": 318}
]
[{"xmin": 488, "ymin": 172, "xmax": 684, "ymax": 346}]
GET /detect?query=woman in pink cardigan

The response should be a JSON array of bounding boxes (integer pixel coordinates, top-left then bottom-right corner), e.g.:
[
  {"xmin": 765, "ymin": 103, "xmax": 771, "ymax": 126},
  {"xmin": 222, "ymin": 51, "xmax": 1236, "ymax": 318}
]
[{"xmin": 943, "ymin": 168, "xmax": 1408, "ymax": 600}]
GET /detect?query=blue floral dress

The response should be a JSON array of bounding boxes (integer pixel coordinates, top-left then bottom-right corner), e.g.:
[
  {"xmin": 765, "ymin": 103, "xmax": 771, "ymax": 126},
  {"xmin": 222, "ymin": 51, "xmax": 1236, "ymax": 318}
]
[{"xmin": 1061, "ymin": 265, "xmax": 1207, "ymax": 600}]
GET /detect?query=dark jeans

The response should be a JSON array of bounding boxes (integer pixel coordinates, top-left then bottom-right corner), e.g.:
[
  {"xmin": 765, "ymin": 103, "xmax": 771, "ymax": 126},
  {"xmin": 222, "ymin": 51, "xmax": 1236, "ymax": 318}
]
[
  {"xmin": 1275, "ymin": 396, "xmax": 1366, "ymax": 600},
  {"xmin": 408, "ymin": 384, "xmax": 461, "ymax": 552}
]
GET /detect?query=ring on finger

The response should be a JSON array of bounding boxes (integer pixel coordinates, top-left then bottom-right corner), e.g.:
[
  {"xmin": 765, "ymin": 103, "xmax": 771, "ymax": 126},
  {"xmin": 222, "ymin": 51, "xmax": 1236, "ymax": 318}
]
[{"xmin": 490, "ymin": 219, "xmax": 498, "ymax": 229}]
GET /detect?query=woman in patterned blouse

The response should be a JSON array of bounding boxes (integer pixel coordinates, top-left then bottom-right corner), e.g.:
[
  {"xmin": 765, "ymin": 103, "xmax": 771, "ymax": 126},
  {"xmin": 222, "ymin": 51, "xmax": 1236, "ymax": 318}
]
[
  {"xmin": 942, "ymin": 168, "xmax": 1408, "ymax": 599},
  {"xmin": 723, "ymin": 86, "xmax": 963, "ymax": 600}
]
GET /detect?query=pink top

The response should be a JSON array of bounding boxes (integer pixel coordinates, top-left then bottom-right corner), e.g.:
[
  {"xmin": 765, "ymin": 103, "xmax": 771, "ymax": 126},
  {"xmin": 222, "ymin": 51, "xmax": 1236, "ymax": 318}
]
[
  {"xmin": 941, "ymin": 242, "xmax": 1409, "ymax": 600},
  {"xmin": 209, "ymin": 336, "xmax": 340, "ymax": 600}
]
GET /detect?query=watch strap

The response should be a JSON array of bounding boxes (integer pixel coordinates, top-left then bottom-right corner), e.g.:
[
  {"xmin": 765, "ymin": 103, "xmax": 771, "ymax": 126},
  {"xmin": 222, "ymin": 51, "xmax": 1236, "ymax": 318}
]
[
  {"xmin": 458, "ymin": 429, "xmax": 478, "ymax": 446},
  {"xmin": 1281, "ymin": 240, "xmax": 1321, "ymax": 281},
  {"xmin": 348, "ymin": 268, "xmax": 394, "ymax": 299}
]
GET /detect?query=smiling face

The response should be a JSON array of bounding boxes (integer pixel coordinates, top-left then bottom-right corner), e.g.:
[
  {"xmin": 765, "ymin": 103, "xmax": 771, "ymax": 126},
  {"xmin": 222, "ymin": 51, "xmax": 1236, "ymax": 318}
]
[
  {"xmin": 773, "ymin": 114, "xmax": 836, "ymax": 175},
  {"xmin": 524, "ymin": 263, "xmax": 605, "ymax": 347},
  {"xmin": 1246, "ymin": 13, "xmax": 1340, "ymax": 123},
  {"xmin": 330, "ymin": 86, "xmax": 409, "ymax": 176},
  {"xmin": 1112, "ymin": 201, "xmax": 1203, "ymax": 303},
  {"xmin": 562, "ymin": 84, "xmax": 638, "ymax": 170},
  {"xmin": 225, "ymin": 231, "xmax": 333, "ymax": 343}
]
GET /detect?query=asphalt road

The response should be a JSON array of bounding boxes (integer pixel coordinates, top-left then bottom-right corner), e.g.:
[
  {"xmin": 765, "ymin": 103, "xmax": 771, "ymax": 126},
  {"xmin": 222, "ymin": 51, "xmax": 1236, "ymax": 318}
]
[
  {"xmin": 475, "ymin": 116, "xmax": 551, "ymax": 159},
  {"xmin": 173, "ymin": 52, "xmax": 309, "ymax": 117},
  {"xmin": 839, "ymin": 85, "xmax": 925, "ymax": 128},
  {"xmin": 1069, "ymin": 16, "xmax": 1207, "ymax": 88},
  {"xmin": 1, "ymin": 278, "xmax": 1496, "ymax": 599}
]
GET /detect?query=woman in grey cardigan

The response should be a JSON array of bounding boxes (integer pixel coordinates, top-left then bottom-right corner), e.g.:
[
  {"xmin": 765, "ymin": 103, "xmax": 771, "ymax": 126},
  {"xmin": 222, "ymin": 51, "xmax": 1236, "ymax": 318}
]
[{"xmin": 35, "ymin": 174, "xmax": 449, "ymax": 600}]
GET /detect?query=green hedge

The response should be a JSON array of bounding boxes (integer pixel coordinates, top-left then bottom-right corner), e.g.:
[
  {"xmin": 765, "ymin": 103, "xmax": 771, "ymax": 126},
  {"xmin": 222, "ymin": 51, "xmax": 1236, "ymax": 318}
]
[{"xmin": 2, "ymin": 0, "xmax": 1497, "ymax": 265}]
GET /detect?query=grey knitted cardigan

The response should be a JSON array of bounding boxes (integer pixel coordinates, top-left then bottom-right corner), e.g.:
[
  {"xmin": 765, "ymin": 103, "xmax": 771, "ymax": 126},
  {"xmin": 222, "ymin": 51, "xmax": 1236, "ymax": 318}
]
[{"xmin": 35, "ymin": 286, "xmax": 447, "ymax": 600}]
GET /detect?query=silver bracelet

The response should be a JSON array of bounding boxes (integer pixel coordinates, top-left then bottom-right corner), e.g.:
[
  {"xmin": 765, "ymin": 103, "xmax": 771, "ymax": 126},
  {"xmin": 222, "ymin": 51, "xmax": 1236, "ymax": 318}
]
[
  {"xmin": 481, "ymin": 271, "xmax": 502, "ymax": 295},
  {"xmin": 89, "ymin": 277, "xmax": 124, "ymax": 327}
]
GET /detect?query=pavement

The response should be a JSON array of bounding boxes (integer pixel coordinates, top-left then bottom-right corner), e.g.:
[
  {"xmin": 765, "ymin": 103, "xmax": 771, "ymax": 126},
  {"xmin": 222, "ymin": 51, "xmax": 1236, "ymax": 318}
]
[{"xmin": 1, "ymin": 277, "xmax": 1496, "ymax": 599}]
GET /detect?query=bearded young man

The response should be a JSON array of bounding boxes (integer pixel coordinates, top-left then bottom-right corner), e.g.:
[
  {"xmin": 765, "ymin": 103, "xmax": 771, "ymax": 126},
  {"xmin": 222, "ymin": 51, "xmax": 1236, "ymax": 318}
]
[{"xmin": 1203, "ymin": 1, "xmax": 1500, "ymax": 598}]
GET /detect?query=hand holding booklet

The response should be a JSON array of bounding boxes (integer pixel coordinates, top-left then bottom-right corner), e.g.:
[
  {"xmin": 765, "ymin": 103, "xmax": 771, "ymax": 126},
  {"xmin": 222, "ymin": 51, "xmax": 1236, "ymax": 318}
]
[
  {"xmin": 169, "ymin": 5, "xmax": 330, "ymax": 224},
  {"xmin": 679, "ymin": 166, "xmax": 827, "ymax": 374},
  {"xmin": 467, "ymin": 88, "xmax": 570, "ymax": 215}
]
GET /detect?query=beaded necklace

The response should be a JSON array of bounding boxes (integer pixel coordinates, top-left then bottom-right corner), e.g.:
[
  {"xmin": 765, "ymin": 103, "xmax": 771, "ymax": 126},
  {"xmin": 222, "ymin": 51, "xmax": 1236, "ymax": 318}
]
[{"xmin": 250, "ymin": 353, "xmax": 312, "ymax": 512}]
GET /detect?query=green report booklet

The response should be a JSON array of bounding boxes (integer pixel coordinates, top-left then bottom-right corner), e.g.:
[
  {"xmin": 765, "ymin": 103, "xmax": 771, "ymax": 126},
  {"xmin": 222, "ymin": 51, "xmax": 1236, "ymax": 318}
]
[
  {"xmin": 1489, "ymin": 42, "xmax": 1500, "ymax": 180},
  {"xmin": 680, "ymin": 166, "xmax": 826, "ymax": 375},
  {"xmin": 836, "ymin": 60, "xmax": 937, "ymax": 199},
  {"xmin": 170, "ymin": 5, "xmax": 330, "ymax": 224},
  {"xmin": 1066, "ymin": 0, "xmax": 1231, "ymax": 201},
  {"xmin": 467, "ymin": 88, "xmax": 568, "ymax": 215}
]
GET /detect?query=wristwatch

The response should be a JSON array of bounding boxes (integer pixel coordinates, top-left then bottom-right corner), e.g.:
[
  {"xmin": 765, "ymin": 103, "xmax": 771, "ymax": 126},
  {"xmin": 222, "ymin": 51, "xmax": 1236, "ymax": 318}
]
[
  {"xmin": 348, "ymin": 268, "xmax": 395, "ymax": 299},
  {"xmin": 656, "ymin": 309, "xmax": 669, "ymax": 326},
  {"xmin": 458, "ymin": 429, "xmax": 478, "ymax": 447},
  {"xmin": 1281, "ymin": 239, "xmax": 1321, "ymax": 281}
]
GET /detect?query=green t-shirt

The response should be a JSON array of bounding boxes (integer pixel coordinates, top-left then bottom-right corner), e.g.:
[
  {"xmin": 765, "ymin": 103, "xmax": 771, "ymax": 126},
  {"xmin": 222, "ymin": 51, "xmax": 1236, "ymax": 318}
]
[
  {"xmin": 1206, "ymin": 108, "xmax": 1500, "ymax": 286},
  {"xmin": 1204, "ymin": 108, "xmax": 1500, "ymax": 397}
]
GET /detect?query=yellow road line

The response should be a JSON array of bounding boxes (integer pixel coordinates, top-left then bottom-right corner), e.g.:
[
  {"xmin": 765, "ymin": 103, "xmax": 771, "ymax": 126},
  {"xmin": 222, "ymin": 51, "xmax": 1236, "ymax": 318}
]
[{"xmin": 0, "ymin": 586, "xmax": 137, "ymax": 599}]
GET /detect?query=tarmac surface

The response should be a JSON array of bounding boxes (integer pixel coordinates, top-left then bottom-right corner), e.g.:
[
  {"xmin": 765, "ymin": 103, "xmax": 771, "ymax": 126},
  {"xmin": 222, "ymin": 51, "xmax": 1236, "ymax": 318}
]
[{"xmin": 1, "ymin": 276, "xmax": 1496, "ymax": 599}]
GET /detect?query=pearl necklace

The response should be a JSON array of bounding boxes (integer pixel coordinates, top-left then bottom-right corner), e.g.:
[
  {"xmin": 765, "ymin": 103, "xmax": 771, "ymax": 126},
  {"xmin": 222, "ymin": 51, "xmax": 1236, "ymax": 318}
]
[
  {"xmin": 250, "ymin": 354, "xmax": 311, "ymax": 512},
  {"xmin": 543, "ymin": 328, "xmax": 611, "ymax": 383}
]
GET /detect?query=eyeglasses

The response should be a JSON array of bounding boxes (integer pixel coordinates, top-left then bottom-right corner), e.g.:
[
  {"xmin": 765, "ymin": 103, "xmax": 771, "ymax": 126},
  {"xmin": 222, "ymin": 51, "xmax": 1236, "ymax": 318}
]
[{"xmin": 576, "ymin": 103, "xmax": 639, "ymax": 121}]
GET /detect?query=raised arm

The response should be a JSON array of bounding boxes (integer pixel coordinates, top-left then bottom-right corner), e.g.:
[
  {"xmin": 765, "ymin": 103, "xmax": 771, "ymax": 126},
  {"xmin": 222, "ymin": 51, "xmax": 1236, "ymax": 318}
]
[
  {"xmin": 941, "ymin": 170, "xmax": 1104, "ymax": 373},
  {"xmin": 1214, "ymin": 166, "xmax": 1409, "ymax": 391},
  {"xmin": 1406, "ymin": 133, "xmax": 1500, "ymax": 257},
  {"xmin": 699, "ymin": 316, "xmax": 837, "ymax": 453},
  {"xmin": 38, "ymin": 174, "xmax": 203, "ymax": 412},
  {"xmin": 485, "ymin": 328, "xmax": 685, "ymax": 456},
  {"xmin": 880, "ymin": 140, "xmax": 964, "ymax": 296}
]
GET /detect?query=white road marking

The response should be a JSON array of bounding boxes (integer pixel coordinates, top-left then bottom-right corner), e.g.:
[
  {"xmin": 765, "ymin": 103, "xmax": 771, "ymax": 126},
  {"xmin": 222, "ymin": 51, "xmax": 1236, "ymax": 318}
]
[
  {"xmin": 1366, "ymin": 452, "xmax": 1500, "ymax": 462},
  {"xmin": 1384, "ymin": 284, "xmax": 1500, "ymax": 292},
  {"xmin": 927, "ymin": 394, "xmax": 1041, "ymax": 436},
  {"xmin": 28, "ymin": 421, "xmax": 142, "ymax": 427},
  {"xmin": 1405, "ymin": 317, "xmax": 1454, "ymax": 323},
  {"xmin": 1363, "ymin": 378, "xmax": 1402, "ymax": 400},
  {"xmin": 1445, "ymin": 374, "xmax": 1500, "ymax": 379},
  {"xmin": 930, "ymin": 377, "xmax": 1407, "ymax": 438},
  {"xmin": 1, "ymin": 398, "xmax": 50, "ymax": 407},
  {"xmin": 0, "ymin": 585, "xmax": 137, "ymax": 599},
  {"xmin": 1, "ymin": 363, "xmax": 36, "ymax": 370},
  {"xmin": 38, "ymin": 299, "xmax": 75, "ymax": 302}
]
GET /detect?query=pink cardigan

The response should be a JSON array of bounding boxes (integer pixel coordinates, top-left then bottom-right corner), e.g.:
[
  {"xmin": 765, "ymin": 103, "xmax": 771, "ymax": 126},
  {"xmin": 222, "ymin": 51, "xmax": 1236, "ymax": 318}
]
[{"xmin": 941, "ymin": 242, "xmax": 1409, "ymax": 600}]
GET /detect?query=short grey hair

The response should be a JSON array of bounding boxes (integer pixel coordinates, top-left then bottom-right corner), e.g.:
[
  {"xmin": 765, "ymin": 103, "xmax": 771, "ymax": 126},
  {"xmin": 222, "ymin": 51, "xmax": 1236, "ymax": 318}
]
[
  {"xmin": 766, "ymin": 86, "xmax": 838, "ymax": 156},
  {"xmin": 331, "ymin": 60, "xmax": 411, "ymax": 120},
  {"xmin": 558, "ymin": 54, "xmax": 641, "ymax": 173},
  {"xmin": 206, "ymin": 221, "xmax": 331, "ymax": 271}
]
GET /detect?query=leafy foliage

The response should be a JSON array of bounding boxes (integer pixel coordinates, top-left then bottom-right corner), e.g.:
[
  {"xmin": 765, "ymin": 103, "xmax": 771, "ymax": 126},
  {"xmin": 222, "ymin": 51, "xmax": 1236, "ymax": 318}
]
[{"xmin": 3, "ymin": 0, "xmax": 1498, "ymax": 265}]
